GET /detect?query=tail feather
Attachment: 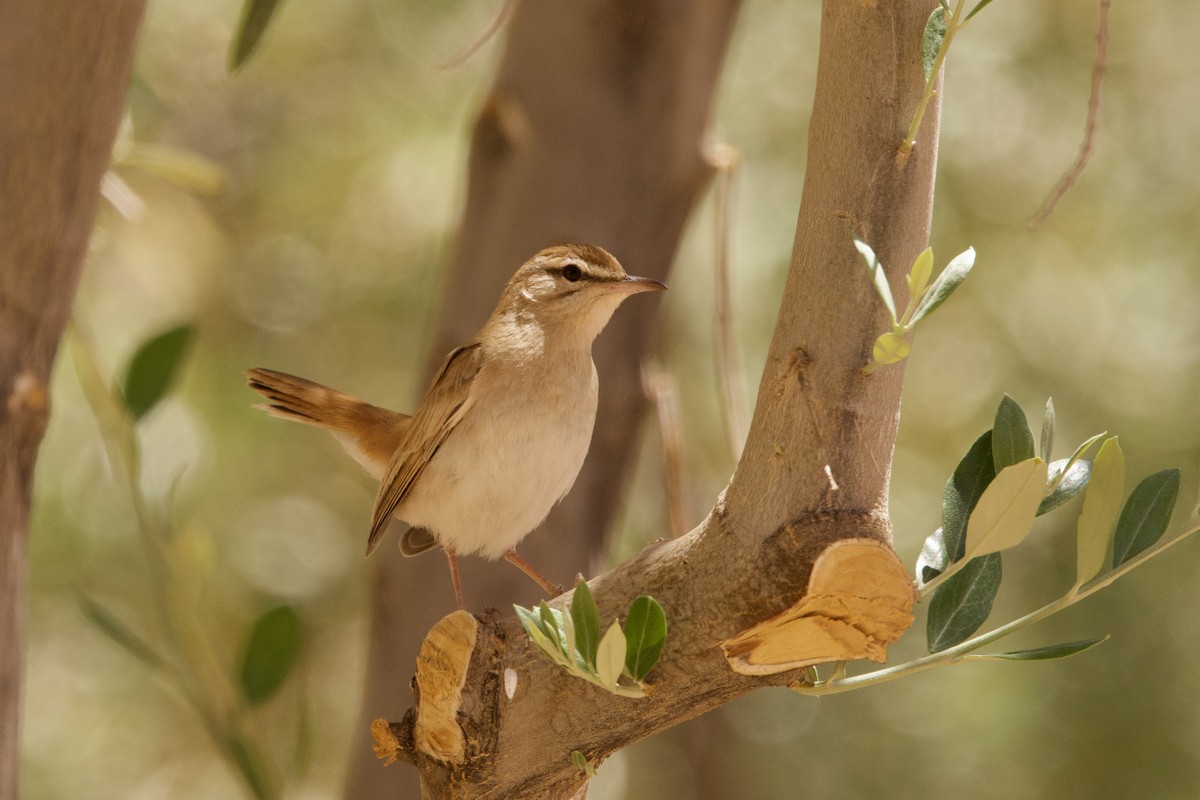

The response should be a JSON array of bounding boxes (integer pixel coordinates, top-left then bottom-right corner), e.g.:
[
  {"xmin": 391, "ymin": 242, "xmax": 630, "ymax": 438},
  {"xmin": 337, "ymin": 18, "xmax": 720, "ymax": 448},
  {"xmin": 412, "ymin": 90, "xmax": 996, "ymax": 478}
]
[{"xmin": 245, "ymin": 367, "xmax": 410, "ymax": 475}]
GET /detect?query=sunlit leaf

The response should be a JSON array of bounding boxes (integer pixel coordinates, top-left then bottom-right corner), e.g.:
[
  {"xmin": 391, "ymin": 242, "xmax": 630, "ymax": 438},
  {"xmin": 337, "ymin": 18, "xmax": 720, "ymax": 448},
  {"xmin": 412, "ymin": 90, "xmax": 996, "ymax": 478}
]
[
  {"xmin": 963, "ymin": 458, "xmax": 1047, "ymax": 558},
  {"xmin": 517, "ymin": 608, "xmax": 571, "ymax": 667},
  {"xmin": 1075, "ymin": 437, "xmax": 1124, "ymax": 585},
  {"xmin": 992, "ymin": 395, "xmax": 1035, "ymax": 472},
  {"xmin": 78, "ymin": 594, "xmax": 166, "ymax": 670},
  {"xmin": 122, "ymin": 324, "xmax": 194, "ymax": 421},
  {"xmin": 910, "ymin": 247, "xmax": 975, "ymax": 324},
  {"xmin": 1038, "ymin": 458, "xmax": 1092, "ymax": 515},
  {"xmin": 1039, "ymin": 397, "xmax": 1055, "ymax": 462},
  {"xmin": 570, "ymin": 581, "xmax": 602, "ymax": 669},
  {"xmin": 571, "ymin": 750, "xmax": 596, "ymax": 777},
  {"xmin": 942, "ymin": 430, "xmax": 996, "ymax": 561},
  {"xmin": 513, "ymin": 604, "xmax": 568, "ymax": 666},
  {"xmin": 906, "ymin": 247, "xmax": 934, "ymax": 301},
  {"xmin": 1111, "ymin": 469, "xmax": 1181, "ymax": 568},
  {"xmin": 927, "ymin": 554, "xmax": 1002, "ymax": 652},
  {"xmin": 230, "ymin": 0, "xmax": 284, "ymax": 71},
  {"xmin": 853, "ymin": 235, "xmax": 897, "ymax": 324},
  {"xmin": 921, "ymin": 6, "xmax": 947, "ymax": 82},
  {"xmin": 623, "ymin": 596, "xmax": 667, "ymax": 681},
  {"xmin": 239, "ymin": 605, "xmax": 303, "ymax": 706},
  {"xmin": 539, "ymin": 601, "xmax": 566, "ymax": 655},
  {"xmin": 916, "ymin": 527, "xmax": 948, "ymax": 585},
  {"xmin": 872, "ymin": 331, "xmax": 911, "ymax": 365},
  {"xmin": 965, "ymin": 636, "xmax": 1108, "ymax": 662},
  {"xmin": 595, "ymin": 621, "xmax": 627, "ymax": 690}
]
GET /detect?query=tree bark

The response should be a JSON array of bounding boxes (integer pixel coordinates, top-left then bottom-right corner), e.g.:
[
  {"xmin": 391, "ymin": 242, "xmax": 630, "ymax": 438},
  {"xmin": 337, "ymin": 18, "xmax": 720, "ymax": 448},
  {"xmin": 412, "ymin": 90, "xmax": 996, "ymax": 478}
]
[
  {"xmin": 371, "ymin": 0, "xmax": 942, "ymax": 796},
  {"xmin": 0, "ymin": 2, "xmax": 146, "ymax": 797},
  {"xmin": 344, "ymin": 3, "xmax": 743, "ymax": 798}
]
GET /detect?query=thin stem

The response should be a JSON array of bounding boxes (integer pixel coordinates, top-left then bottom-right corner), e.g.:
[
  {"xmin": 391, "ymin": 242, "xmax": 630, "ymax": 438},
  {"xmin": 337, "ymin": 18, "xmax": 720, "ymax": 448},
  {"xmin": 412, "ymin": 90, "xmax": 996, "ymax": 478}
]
[
  {"xmin": 709, "ymin": 142, "xmax": 748, "ymax": 463},
  {"xmin": 901, "ymin": 0, "xmax": 966, "ymax": 154}
]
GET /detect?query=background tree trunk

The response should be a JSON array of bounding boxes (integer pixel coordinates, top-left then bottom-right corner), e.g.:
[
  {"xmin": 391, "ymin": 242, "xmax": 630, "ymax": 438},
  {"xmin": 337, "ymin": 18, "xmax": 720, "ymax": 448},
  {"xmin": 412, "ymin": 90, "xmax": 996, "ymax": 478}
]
[
  {"xmin": 344, "ymin": 3, "xmax": 742, "ymax": 798},
  {"xmin": 376, "ymin": 0, "xmax": 942, "ymax": 796},
  {"xmin": 0, "ymin": 2, "xmax": 146, "ymax": 797}
]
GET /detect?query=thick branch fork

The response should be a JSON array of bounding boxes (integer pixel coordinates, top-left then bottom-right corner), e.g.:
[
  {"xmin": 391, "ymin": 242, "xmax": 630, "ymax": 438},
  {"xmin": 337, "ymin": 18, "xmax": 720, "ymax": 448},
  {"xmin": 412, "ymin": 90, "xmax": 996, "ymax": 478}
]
[{"xmin": 371, "ymin": 525, "xmax": 914, "ymax": 799}]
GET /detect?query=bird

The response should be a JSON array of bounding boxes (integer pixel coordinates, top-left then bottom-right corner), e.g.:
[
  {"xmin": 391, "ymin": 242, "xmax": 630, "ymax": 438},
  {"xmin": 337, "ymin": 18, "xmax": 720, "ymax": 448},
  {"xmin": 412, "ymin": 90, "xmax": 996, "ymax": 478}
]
[{"xmin": 246, "ymin": 244, "xmax": 666, "ymax": 608}]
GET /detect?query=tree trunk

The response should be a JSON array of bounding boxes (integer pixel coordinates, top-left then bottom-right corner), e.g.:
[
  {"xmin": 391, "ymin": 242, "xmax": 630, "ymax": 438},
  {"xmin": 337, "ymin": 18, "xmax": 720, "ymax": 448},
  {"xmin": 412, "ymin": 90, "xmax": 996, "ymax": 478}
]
[
  {"xmin": 344, "ymin": 3, "xmax": 743, "ymax": 798},
  {"xmin": 0, "ymin": 2, "xmax": 146, "ymax": 797},
  {"xmin": 370, "ymin": 0, "xmax": 942, "ymax": 797}
]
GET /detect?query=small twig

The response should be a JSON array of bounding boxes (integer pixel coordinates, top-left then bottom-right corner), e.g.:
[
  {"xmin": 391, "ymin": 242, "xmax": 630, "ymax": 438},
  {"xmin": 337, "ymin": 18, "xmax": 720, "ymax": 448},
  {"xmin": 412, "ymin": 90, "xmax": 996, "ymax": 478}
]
[
  {"xmin": 435, "ymin": 0, "xmax": 515, "ymax": 71},
  {"xmin": 1029, "ymin": 0, "xmax": 1110, "ymax": 227},
  {"xmin": 707, "ymin": 141, "xmax": 749, "ymax": 463},
  {"xmin": 643, "ymin": 363, "xmax": 688, "ymax": 539}
]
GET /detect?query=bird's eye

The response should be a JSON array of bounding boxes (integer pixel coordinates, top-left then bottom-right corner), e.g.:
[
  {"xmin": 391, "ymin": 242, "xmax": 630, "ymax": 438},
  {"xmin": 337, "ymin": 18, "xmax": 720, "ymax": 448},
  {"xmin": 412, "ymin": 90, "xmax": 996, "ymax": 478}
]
[{"xmin": 561, "ymin": 263, "xmax": 583, "ymax": 282}]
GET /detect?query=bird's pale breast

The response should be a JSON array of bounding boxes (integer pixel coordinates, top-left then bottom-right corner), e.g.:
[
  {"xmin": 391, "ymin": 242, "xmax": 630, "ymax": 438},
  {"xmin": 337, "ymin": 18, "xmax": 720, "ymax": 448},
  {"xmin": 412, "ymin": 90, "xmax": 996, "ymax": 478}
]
[{"xmin": 392, "ymin": 347, "xmax": 599, "ymax": 559}]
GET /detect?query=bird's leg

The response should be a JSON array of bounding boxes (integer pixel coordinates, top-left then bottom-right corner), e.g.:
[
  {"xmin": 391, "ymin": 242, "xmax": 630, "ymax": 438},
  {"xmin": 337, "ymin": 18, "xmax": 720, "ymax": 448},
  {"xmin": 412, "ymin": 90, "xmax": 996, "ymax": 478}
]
[
  {"xmin": 445, "ymin": 547, "xmax": 464, "ymax": 609},
  {"xmin": 504, "ymin": 549, "xmax": 565, "ymax": 597}
]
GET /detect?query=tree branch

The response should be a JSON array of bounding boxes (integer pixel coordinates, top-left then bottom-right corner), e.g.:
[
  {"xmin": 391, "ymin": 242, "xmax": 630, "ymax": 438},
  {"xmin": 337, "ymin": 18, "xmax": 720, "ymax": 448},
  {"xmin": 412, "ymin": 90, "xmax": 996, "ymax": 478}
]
[
  {"xmin": 0, "ymin": 2, "xmax": 146, "ymax": 797},
  {"xmin": 376, "ymin": 1, "xmax": 945, "ymax": 796}
]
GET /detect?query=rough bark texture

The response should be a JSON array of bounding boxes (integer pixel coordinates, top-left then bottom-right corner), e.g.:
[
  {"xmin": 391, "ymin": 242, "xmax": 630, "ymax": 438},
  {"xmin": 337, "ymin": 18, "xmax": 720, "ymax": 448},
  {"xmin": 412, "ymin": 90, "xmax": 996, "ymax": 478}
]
[
  {"xmin": 0, "ymin": 2, "xmax": 146, "ymax": 797},
  {"xmin": 372, "ymin": 0, "xmax": 943, "ymax": 797},
  {"xmin": 344, "ymin": 3, "xmax": 742, "ymax": 798}
]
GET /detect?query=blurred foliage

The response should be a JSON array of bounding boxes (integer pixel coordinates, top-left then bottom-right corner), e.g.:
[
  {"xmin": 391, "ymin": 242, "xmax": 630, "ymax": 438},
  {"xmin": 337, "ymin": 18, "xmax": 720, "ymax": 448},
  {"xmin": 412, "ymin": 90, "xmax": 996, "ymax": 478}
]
[{"xmin": 24, "ymin": 0, "xmax": 1200, "ymax": 799}]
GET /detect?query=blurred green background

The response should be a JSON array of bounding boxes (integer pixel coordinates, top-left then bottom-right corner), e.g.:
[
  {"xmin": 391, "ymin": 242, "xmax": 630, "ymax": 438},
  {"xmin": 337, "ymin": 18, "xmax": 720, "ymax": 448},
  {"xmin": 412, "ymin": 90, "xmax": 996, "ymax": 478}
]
[{"xmin": 24, "ymin": 0, "xmax": 1200, "ymax": 798}]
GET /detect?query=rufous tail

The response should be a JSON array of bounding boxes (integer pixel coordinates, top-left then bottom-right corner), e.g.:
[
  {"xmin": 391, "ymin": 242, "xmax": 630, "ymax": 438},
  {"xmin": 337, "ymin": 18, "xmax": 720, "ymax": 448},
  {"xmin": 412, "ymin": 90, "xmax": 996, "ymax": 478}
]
[{"xmin": 245, "ymin": 367, "xmax": 409, "ymax": 474}]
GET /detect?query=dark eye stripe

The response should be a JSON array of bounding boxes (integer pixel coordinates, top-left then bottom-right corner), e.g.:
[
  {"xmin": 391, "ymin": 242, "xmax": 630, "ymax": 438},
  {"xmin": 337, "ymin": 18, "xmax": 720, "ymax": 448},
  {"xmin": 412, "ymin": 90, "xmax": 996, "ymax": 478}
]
[{"xmin": 548, "ymin": 262, "xmax": 586, "ymax": 282}]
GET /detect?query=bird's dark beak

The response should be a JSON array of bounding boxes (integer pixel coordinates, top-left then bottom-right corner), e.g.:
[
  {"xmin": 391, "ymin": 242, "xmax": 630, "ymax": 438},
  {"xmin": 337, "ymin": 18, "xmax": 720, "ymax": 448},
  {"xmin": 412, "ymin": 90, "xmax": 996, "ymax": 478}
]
[{"xmin": 613, "ymin": 274, "xmax": 668, "ymax": 294}]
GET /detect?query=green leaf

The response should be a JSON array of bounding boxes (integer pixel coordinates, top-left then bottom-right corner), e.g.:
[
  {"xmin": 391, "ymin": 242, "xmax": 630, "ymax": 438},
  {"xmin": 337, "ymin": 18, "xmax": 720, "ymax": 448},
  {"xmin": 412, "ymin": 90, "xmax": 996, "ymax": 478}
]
[
  {"xmin": 942, "ymin": 430, "xmax": 996, "ymax": 561},
  {"xmin": 992, "ymin": 395, "xmax": 1035, "ymax": 472},
  {"xmin": 122, "ymin": 324, "xmax": 194, "ymax": 421},
  {"xmin": 872, "ymin": 331, "xmax": 911, "ymax": 365},
  {"xmin": 927, "ymin": 554, "xmax": 1002, "ymax": 652},
  {"xmin": 1038, "ymin": 458, "xmax": 1092, "ymax": 515},
  {"xmin": 1111, "ymin": 469, "xmax": 1181, "ymax": 568},
  {"xmin": 239, "ymin": 605, "xmax": 303, "ymax": 706},
  {"xmin": 623, "ymin": 596, "xmax": 667, "ymax": 681},
  {"xmin": 539, "ymin": 601, "xmax": 566, "ymax": 654},
  {"xmin": 965, "ymin": 0, "xmax": 997, "ymax": 22},
  {"xmin": 78, "ymin": 594, "xmax": 166, "ymax": 670},
  {"xmin": 965, "ymin": 636, "xmax": 1108, "ymax": 662},
  {"xmin": 1075, "ymin": 437, "xmax": 1125, "ymax": 585},
  {"xmin": 1039, "ymin": 398, "xmax": 1055, "ymax": 462},
  {"xmin": 570, "ymin": 581, "xmax": 602, "ymax": 669},
  {"xmin": 916, "ymin": 527, "xmax": 948, "ymax": 585},
  {"xmin": 920, "ymin": 6, "xmax": 947, "ymax": 82},
  {"xmin": 853, "ymin": 236, "xmax": 897, "ymax": 324},
  {"xmin": 230, "ymin": 0, "xmax": 284, "ymax": 71},
  {"xmin": 595, "ymin": 620, "xmax": 627, "ymax": 690},
  {"xmin": 910, "ymin": 247, "xmax": 975, "ymax": 324},
  {"xmin": 571, "ymin": 750, "xmax": 596, "ymax": 777},
  {"xmin": 906, "ymin": 247, "xmax": 934, "ymax": 303},
  {"xmin": 963, "ymin": 458, "xmax": 1048, "ymax": 558}
]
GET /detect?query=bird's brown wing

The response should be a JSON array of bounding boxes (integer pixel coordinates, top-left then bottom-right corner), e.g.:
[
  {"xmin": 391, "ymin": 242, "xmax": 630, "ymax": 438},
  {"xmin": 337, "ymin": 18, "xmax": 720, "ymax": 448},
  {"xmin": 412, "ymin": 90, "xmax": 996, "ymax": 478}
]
[{"xmin": 366, "ymin": 342, "xmax": 482, "ymax": 556}]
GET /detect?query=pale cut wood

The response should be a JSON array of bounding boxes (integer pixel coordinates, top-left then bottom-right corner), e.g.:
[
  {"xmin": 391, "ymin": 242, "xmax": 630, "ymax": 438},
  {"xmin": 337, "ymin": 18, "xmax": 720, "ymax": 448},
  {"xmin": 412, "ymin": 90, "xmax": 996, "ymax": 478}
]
[
  {"xmin": 721, "ymin": 539, "xmax": 915, "ymax": 675},
  {"xmin": 413, "ymin": 612, "xmax": 478, "ymax": 764}
]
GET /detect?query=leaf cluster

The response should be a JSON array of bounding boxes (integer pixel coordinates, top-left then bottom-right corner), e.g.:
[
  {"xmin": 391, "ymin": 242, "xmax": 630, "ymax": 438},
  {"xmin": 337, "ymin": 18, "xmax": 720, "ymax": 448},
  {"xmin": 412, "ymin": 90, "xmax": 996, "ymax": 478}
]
[
  {"xmin": 855, "ymin": 236, "xmax": 975, "ymax": 373},
  {"xmin": 516, "ymin": 582, "xmax": 667, "ymax": 698},
  {"xmin": 798, "ymin": 394, "xmax": 1194, "ymax": 696}
]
